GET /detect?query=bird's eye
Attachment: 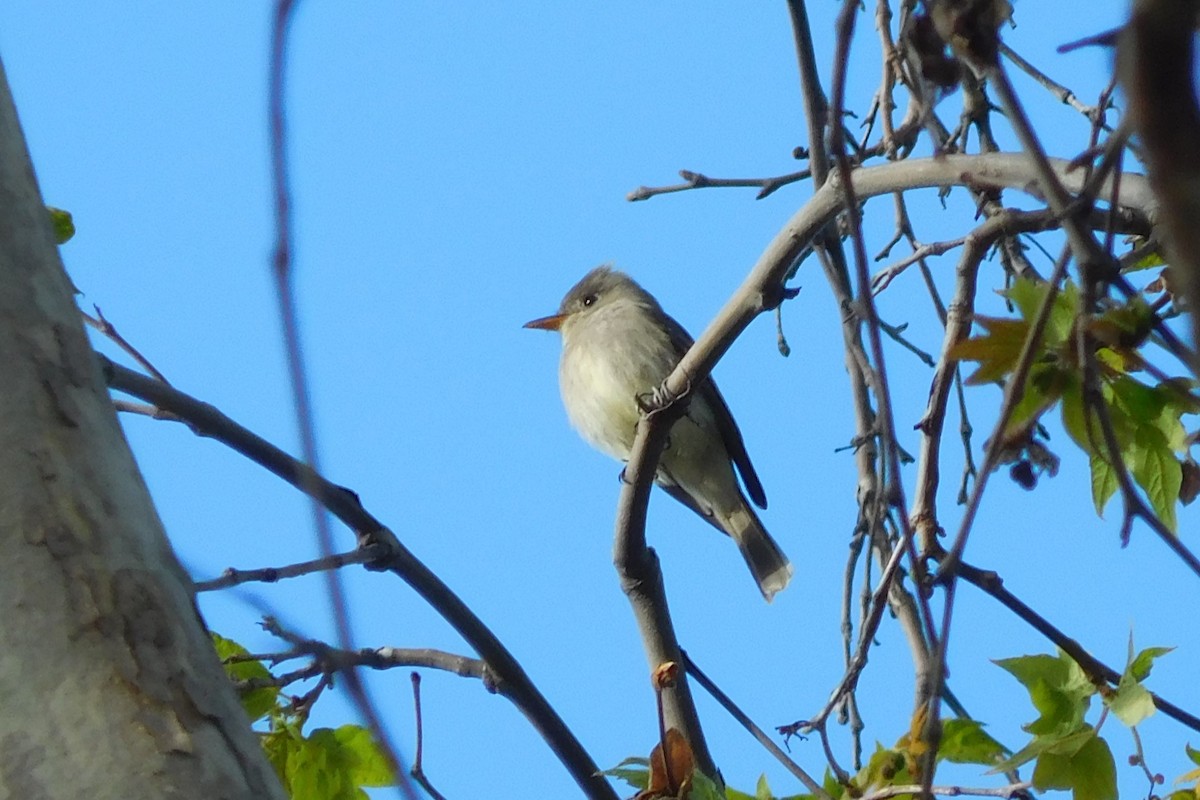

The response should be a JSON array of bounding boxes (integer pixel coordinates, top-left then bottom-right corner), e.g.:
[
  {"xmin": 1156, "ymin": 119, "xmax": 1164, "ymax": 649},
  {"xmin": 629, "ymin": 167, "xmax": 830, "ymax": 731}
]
[{"xmin": 582, "ymin": 294, "xmax": 598, "ymax": 307}]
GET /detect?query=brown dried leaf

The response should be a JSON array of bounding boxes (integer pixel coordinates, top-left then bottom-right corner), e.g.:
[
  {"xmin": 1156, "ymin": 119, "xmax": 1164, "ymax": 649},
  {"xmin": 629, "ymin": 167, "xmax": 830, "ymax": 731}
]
[{"xmin": 637, "ymin": 728, "xmax": 695, "ymax": 800}]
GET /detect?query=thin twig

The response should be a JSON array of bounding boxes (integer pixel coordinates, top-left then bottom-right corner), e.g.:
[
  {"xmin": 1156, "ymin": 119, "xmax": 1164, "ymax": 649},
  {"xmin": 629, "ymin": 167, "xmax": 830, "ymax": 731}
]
[
  {"xmin": 627, "ymin": 168, "xmax": 812, "ymax": 202},
  {"xmin": 998, "ymin": 42, "xmax": 1105, "ymax": 124},
  {"xmin": 683, "ymin": 653, "xmax": 831, "ymax": 799},
  {"xmin": 82, "ymin": 305, "xmax": 170, "ymax": 383},
  {"xmin": 195, "ymin": 546, "xmax": 387, "ymax": 592},
  {"xmin": 411, "ymin": 673, "xmax": 449, "ymax": 800}
]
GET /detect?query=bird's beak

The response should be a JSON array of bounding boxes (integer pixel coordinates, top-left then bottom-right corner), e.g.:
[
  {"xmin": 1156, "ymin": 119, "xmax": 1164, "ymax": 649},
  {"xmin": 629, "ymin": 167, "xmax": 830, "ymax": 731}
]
[{"xmin": 523, "ymin": 313, "xmax": 566, "ymax": 331}]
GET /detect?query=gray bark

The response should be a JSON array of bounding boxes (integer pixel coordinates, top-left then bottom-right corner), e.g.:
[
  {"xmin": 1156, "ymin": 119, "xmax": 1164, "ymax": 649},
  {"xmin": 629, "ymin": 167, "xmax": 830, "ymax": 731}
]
[{"xmin": 0, "ymin": 57, "xmax": 286, "ymax": 800}]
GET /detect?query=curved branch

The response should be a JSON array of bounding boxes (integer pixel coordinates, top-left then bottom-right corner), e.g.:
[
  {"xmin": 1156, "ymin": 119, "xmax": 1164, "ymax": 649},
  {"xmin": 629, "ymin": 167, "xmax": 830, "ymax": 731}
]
[
  {"xmin": 612, "ymin": 405, "xmax": 717, "ymax": 777},
  {"xmin": 101, "ymin": 357, "xmax": 619, "ymax": 800},
  {"xmin": 616, "ymin": 149, "xmax": 1157, "ymax": 592},
  {"xmin": 611, "ymin": 151, "xmax": 1154, "ymax": 780}
]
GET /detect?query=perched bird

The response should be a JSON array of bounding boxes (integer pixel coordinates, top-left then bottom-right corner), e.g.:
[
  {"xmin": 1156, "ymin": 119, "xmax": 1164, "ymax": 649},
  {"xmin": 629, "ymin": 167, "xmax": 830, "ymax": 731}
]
[{"xmin": 524, "ymin": 266, "xmax": 793, "ymax": 601}]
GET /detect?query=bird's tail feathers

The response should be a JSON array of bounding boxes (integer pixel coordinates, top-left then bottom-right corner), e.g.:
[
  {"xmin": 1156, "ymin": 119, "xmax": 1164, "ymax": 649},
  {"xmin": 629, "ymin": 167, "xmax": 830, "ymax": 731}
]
[{"xmin": 725, "ymin": 504, "xmax": 793, "ymax": 602}]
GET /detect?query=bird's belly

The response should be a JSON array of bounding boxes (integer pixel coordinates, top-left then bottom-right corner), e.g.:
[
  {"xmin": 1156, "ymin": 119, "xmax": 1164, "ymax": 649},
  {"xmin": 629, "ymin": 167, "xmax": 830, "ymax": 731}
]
[{"xmin": 559, "ymin": 345, "xmax": 668, "ymax": 461}]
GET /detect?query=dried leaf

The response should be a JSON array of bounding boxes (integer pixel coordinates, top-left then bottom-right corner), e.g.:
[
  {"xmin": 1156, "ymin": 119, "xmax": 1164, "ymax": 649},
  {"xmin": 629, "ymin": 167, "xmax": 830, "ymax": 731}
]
[{"xmin": 638, "ymin": 729, "xmax": 695, "ymax": 799}]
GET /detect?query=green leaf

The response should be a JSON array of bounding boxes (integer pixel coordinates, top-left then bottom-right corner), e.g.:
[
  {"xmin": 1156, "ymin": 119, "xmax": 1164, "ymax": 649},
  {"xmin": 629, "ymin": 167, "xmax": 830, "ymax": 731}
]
[
  {"xmin": 1110, "ymin": 375, "xmax": 1166, "ymax": 423},
  {"xmin": 1129, "ymin": 645, "xmax": 1173, "ymax": 682},
  {"xmin": 1110, "ymin": 640, "xmax": 1173, "ymax": 725},
  {"xmin": 1187, "ymin": 743, "xmax": 1200, "ymax": 768},
  {"xmin": 329, "ymin": 725, "xmax": 396, "ymax": 788},
  {"xmin": 1090, "ymin": 453, "xmax": 1119, "ymax": 517},
  {"xmin": 1003, "ymin": 278, "xmax": 1077, "ymax": 347},
  {"xmin": 261, "ymin": 723, "xmax": 302, "ymax": 788},
  {"xmin": 1007, "ymin": 365, "xmax": 1070, "ymax": 435},
  {"xmin": 1030, "ymin": 730, "xmax": 1117, "ymax": 800},
  {"xmin": 950, "ymin": 317, "xmax": 1030, "ymax": 385},
  {"xmin": 211, "ymin": 633, "xmax": 280, "ymax": 723},
  {"xmin": 823, "ymin": 768, "xmax": 845, "ymax": 800},
  {"xmin": 1061, "ymin": 384, "xmax": 1096, "ymax": 454},
  {"xmin": 600, "ymin": 757, "xmax": 649, "ymax": 790},
  {"xmin": 996, "ymin": 652, "xmax": 1094, "ymax": 736},
  {"xmin": 938, "ymin": 719, "xmax": 1007, "ymax": 765},
  {"xmin": 990, "ymin": 735, "xmax": 1053, "ymax": 774},
  {"xmin": 262, "ymin": 724, "xmax": 395, "ymax": 800},
  {"xmin": 1130, "ymin": 249, "xmax": 1166, "ymax": 271},
  {"xmin": 1129, "ymin": 427, "xmax": 1183, "ymax": 531},
  {"xmin": 860, "ymin": 743, "xmax": 911, "ymax": 788},
  {"xmin": 689, "ymin": 769, "xmax": 725, "ymax": 800},
  {"xmin": 757, "ymin": 773, "xmax": 773, "ymax": 800},
  {"xmin": 1108, "ymin": 679, "xmax": 1155, "ymax": 726},
  {"xmin": 47, "ymin": 206, "xmax": 75, "ymax": 244}
]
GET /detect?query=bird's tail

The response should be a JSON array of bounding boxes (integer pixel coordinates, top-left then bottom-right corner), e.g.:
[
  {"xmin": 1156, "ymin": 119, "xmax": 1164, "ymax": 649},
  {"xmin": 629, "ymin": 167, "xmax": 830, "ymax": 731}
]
[{"xmin": 724, "ymin": 503, "xmax": 793, "ymax": 602}]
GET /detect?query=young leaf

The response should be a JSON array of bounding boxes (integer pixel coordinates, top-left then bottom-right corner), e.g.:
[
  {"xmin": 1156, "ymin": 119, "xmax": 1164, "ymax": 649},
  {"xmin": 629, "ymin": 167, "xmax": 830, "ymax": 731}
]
[
  {"xmin": 1129, "ymin": 645, "xmax": 1173, "ymax": 682},
  {"xmin": 1107, "ymin": 679, "xmax": 1155, "ymax": 726},
  {"xmin": 47, "ymin": 206, "xmax": 75, "ymax": 244},
  {"xmin": 949, "ymin": 316, "xmax": 1030, "ymax": 385},
  {"xmin": 1004, "ymin": 278, "xmax": 1078, "ymax": 347},
  {"xmin": 328, "ymin": 725, "xmax": 397, "ymax": 788},
  {"xmin": 688, "ymin": 769, "xmax": 724, "ymax": 800},
  {"xmin": 1129, "ymin": 249, "xmax": 1166, "ymax": 271},
  {"xmin": 995, "ymin": 652, "xmax": 1094, "ymax": 736},
  {"xmin": 211, "ymin": 632, "xmax": 280, "ymax": 723},
  {"xmin": 1030, "ymin": 731, "xmax": 1117, "ymax": 800},
  {"xmin": 1089, "ymin": 453, "xmax": 1118, "ymax": 517},
  {"xmin": 1129, "ymin": 427, "xmax": 1183, "ymax": 531},
  {"xmin": 938, "ymin": 719, "xmax": 1007, "ymax": 766},
  {"xmin": 601, "ymin": 757, "xmax": 650, "ymax": 790}
]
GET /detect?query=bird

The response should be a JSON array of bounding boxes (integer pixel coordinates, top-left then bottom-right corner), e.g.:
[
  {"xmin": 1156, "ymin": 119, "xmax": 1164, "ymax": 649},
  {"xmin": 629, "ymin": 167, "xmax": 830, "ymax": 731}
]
[{"xmin": 523, "ymin": 265, "xmax": 793, "ymax": 601}]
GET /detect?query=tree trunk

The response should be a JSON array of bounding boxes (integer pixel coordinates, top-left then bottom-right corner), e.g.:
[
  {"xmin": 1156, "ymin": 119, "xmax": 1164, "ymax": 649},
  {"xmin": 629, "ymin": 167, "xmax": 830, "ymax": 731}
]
[{"xmin": 0, "ymin": 58, "xmax": 285, "ymax": 800}]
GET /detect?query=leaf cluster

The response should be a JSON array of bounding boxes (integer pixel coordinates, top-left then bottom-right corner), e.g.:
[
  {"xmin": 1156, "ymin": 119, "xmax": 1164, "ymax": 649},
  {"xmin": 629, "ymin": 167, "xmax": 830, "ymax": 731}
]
[
  {"xmin": 951, "ymin": 278, "xmax": 1199, "ymax": 528},
  {"xmin": 212, "ymin": 633, "xmax": 397, "ymax": 800},
  {"xmin": 991, "ymin": 643, "xmax": 1171, "ymax": 800}
]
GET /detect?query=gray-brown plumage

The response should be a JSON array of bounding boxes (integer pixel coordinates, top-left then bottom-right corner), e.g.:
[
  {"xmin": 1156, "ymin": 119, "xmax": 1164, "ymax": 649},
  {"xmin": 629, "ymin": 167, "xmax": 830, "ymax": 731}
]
[{"xmin": 524, "ymin": 266, "xmax": 792, "ymax": 601}]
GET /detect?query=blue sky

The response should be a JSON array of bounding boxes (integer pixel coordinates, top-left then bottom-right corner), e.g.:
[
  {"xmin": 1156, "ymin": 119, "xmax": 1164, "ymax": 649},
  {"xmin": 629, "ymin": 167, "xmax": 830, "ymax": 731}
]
[{"xmin": 4, "ymin": 3, "xmax": 1197, "ymax": 798}]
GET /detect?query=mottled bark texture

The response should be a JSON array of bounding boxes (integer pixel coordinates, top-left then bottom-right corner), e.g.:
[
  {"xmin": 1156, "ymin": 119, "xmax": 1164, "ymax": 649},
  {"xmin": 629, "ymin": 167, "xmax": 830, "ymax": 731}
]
[{"xmin": 0, "ymin": 58, "xmax": 286, "ymax": 800}]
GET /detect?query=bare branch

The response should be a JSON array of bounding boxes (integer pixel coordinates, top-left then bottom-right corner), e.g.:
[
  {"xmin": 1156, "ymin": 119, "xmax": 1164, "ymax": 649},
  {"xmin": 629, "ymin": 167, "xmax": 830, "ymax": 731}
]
[
  {"xmin": 83, "ymin": 305, "xmax": 171, "ymax": 383},
  {"xmin": 627, "ymin": 168, "xmax": 812, "ymax": 202},
  {"xmin": 957, "ymin": 561, "xmax": 1200, "ymax": 733},
  {"xmin": 195, "ymin": 546, "xmax": 388, "ymax": 592},
  {"xmin": 410, "ymin": 673, "xmax": 450, "ymax": 800},
  {"xmin": 684, "ymin": 653, "xmax": 832, "ymax": 800},
  {"xmin": 100, "ymin": 356, "xmax": 619, "ymax": 800}
]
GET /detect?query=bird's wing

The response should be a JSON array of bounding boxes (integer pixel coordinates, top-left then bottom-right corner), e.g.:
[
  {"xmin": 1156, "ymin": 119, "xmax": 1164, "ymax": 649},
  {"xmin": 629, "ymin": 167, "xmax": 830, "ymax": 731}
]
[
  {"xmin": 661, "ymin": 311, "xmax": 768, "ymax": 510},
  {"xmin": 658, "ymin": 481, "xmax": 729, "ymax": 536}
]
